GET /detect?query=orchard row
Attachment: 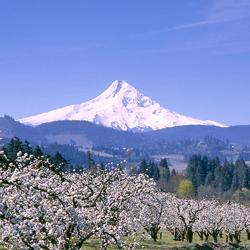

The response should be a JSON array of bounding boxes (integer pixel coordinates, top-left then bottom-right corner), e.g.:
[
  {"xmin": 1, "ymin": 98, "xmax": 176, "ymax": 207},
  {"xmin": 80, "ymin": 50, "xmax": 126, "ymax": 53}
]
[{"xmin": 0, "ymin": 150, "xmax": 249, "ymax": 250}]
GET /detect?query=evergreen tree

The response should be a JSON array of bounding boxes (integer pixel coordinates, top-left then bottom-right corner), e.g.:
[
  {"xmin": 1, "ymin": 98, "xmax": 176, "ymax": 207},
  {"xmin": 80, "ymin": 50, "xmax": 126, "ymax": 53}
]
[
  {"xmin": 159, "ymin": 158, "xmax": 170, "ymax": 181},
  {"xmin": 86, "ymin": 151, "xmax": 94, "ymax": 170},
  {"xmin": 153, "ymin": 163, "xmax": 160, "ymax": 181},
  {"xmin": 51, "ymin": 151, "xmax": 69, "ymax": 172},
  {"xmin": 214, "ymin": 160, "xmax": 233, "ymax": 193},
  {"xmin": 186, "ymin": 155, "xmax": 199, "ymax": 190},
  {"xmin": 147, "ymin": 160, "xmax": 154, "ymax": 178},
  {"xmin": 138, "ymin": 158, "xmax": 148, "ymax": 174},
  {"xmin": 159, "ymin": 158, "xmax": 168, "ymax": 168},
  {"xmin": 195, "ymin": 155, "xmax": 207, "ymax": 187},
  {"xmin": 235, "ymin": 159, "xmax": 249, "ymax": 189},
  {"xmin": 171, "ymin": 168, "xmax": 177, "ymax": 178},
  {"xmin": 4, "ymin": 137, "xmax": 24, "ymax": 160},
  {"xmin": 204, "ymin": 159, "xmax": 215, "ymax": 186},
  {"xmin": 23, "ymin": 139, "xmax": 32, "ymax": 155},
  {"xmin": 33, "ymin": 145, "xmax": 44, "ymax": 158}
]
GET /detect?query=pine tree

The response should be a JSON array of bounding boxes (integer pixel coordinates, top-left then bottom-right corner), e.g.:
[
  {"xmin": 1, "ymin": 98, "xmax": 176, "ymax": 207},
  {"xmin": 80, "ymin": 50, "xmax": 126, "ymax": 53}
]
[
  {"xmin": 159, "ymin": 158, "xmax": 170, "ymax": 181},
  {"xmin": 195, "ymin": 155, "xmax": 207, "ymax": 187},
  {"xmin": 33, "ymin": 145, "xmax": 43, "ymax": 158},
  {"xmin": 186, "ymin": 155, "xmax": 199, "ymax": 190},
  {"xmin": 204, "ymin": 159, "xmax": 215, "ymax": 186},
  {"xmin": 86, "ymin": 151, "xmax": 94, "ymax": 170},
  {"xmin": 23, "ymin": 139, "xmax": 32, "ymax": 155},
  {"xmin": 4, "ymin": 137, "xmax": 24, "ymax": 160},
  {"xmin": 153, "ymin": 163, "xmax": 160, "ymax": 181},
  {"xmin": 236, "ymin": 159, "xmax": 249, "ymax": 189},
  {"xmin": 51, "ymin": 151, "xmax": 69, "ymax": 172},
  {"xmin": 171, "ymin": 168, "xmax": 177, "ymax": 178},
  {"xmin": 138, "ymin": 158, "xmax": 148, "ymax": 174}
]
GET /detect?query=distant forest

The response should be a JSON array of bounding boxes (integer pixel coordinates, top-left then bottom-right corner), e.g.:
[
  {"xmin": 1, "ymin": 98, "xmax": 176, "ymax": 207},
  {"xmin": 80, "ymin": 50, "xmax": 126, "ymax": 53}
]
[{"xmin": 93, "ymin": 135, "xmax": 250, "ymax": 164}]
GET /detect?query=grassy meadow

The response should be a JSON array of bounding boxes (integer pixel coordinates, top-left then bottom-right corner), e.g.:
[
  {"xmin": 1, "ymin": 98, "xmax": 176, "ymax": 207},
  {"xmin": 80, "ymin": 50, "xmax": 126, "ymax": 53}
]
[
  {"xmin": 2, "ymin": 230, "xmax": 248, "ymax": 250},
  {"xmin": 82, "ymin": 230, "xmax": 250, "ymax": 249}
]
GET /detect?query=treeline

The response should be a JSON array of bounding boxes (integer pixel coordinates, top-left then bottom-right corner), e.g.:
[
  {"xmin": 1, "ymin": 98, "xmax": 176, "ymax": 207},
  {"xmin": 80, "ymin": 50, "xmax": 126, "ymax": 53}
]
[
  {"xmin": 132, "ymin": 154, "xmax": 250, "ymax": 203},
  {"xmin": 130, "ymin": 158, "xmax": 173, "ymax": 180},
  {"xmin": 1, "ymin": 137, "xmax": 122, "ymax": 172},
  {"xmin": 1, "ymin": 137, "xmax": 73, "ymax": 172},
  {"xmin": 129, "ymin": 158, "xmax": 185, "ymax": 193},
  {"xmin": 186, "ymin": 154, "xmax": 250, "ymax": 200}
]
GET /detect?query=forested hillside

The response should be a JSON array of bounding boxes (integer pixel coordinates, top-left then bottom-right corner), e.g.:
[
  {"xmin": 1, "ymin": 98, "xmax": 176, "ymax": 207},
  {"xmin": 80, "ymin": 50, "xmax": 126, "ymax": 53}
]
[{"xmin": 146, "ymin": 125, "xmax": 250, "ymax": 146}]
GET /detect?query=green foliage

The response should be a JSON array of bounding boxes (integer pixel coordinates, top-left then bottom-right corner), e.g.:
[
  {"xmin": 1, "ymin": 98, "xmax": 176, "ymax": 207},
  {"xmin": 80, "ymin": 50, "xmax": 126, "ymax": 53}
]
[
  {"xmin": 232, "ymin": 188, "xmax": 250, "ymax": 204},
  {"xmin": 177, "ymin": 180, "xmax": 195, "ymax": 198}
]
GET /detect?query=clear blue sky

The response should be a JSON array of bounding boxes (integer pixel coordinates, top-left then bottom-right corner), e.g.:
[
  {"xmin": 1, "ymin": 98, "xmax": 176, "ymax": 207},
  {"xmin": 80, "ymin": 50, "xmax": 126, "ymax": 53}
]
[{"xmin": 0, "ymin": 0, "xmax": 249, "ymax": 126}]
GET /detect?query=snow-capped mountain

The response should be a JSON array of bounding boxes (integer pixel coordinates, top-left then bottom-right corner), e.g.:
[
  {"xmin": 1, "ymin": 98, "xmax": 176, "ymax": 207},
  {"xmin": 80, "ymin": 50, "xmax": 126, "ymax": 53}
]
[{"xmin": 18, "ymin": 80, "xmax": 226, "ymax": 131}]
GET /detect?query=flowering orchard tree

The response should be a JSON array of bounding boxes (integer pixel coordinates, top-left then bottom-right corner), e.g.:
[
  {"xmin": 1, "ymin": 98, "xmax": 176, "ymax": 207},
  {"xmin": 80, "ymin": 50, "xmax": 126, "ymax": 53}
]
[
  {"xmin": 244, "ymin": 207, "xmax": 250, "ymax": 240},
  {"xmin": 0, "ymin": 151, "xmax": 155, "ymax": 250},
  {"xmin": 195, "ymin": 201, "xmax": 225, "ymax": 242},
  {"xmin": 73, "ymin": 170, "xmax": 156, "ymax": 249},
  {"xmin": 222, "ymin": 202, "xmax": 247, "ymax": 243},
  {"xmin": 131, "ymin": 187, "xmax": 167, "ymax": 242},
  {"xmin": 0, "ymin": 151, "xmax": 94, "ymax": 250},
  {"xmin": 164, "ymin": 195, "xmax": 213, "ymax": 243}
]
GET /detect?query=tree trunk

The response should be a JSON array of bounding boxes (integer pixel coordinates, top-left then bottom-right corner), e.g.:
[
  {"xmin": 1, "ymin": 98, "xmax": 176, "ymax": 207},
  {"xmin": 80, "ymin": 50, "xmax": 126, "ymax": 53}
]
[
  {"xmin": 229, "ymin": 234, "xmax": 233, "ymax": 242},
  {"xmin": 145, "ymin": 225, "xmax": 159, "ymax": 242},
  {"xmin": 204, "ymin": 232, "xmax": 209, "ymax": 242},
  {"xmin": 219, "ymin": 231, "xmax": 223, "ymax": 238},
  {"xmin": 233, "ymin": 232, "xmax": 241, "ymax": 243},
  {"xmin": 186, "ymin": 227, "xmax": 193, "ymax": 243},
  {"xmin": 151, "ymin": 228, "xmax": 158, "ymax": 242},
  {"xmin": 173, "ymin": 228, "xmax": 178, "ymax": 240},
  {"xmin": 211, "ymin": 232, "xmax": 218, "ymax": 243},
  {"xmin": 181, "ymin": 230, "xmax": 185, "ymax": 241},
  {"xmin": 247, "ymin": 229, "xmax": 250, "ymax": 240},
  {"xmin": 196, "ymin": 231, "xmax": 204, "ymax": 240}
]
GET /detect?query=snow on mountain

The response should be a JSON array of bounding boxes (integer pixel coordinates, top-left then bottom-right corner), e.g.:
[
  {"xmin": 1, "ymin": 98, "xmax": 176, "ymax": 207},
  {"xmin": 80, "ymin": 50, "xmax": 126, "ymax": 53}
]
[{"xmin": 18, "ymin": 80, "xmax": 227, "ymax": 131}]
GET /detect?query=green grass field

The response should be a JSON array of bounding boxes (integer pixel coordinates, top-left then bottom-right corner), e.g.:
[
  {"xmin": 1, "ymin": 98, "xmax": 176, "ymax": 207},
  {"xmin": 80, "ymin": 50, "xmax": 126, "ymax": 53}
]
[
  {"xmin": 89, "ymin": 230, "xmax": 250, "ymax": 249},
  {"xmin": 1, "ymin": 231, "xmax": 250, "ymax": 249}
]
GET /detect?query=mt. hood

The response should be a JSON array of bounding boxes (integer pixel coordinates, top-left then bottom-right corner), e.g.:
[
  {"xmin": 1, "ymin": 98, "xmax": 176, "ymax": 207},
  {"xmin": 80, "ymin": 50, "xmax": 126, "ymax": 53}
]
[{"xmin": 18, "ymin": 80, "xmax": 226, "ymax": 131}]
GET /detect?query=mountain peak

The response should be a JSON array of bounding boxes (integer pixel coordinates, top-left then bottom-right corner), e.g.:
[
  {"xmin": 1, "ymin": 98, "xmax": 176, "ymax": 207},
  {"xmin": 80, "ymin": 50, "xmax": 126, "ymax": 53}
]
[
  {"xmin": 18, "ymin": 80, "xmax": 227, "ymax": 131},
  {"xmin": 111, "ymin": 80, "xmax": 128, "ymax": 89},
  {"xmin": 104, "ymin": 80, "xmax": 135, "ymax": 98}
]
